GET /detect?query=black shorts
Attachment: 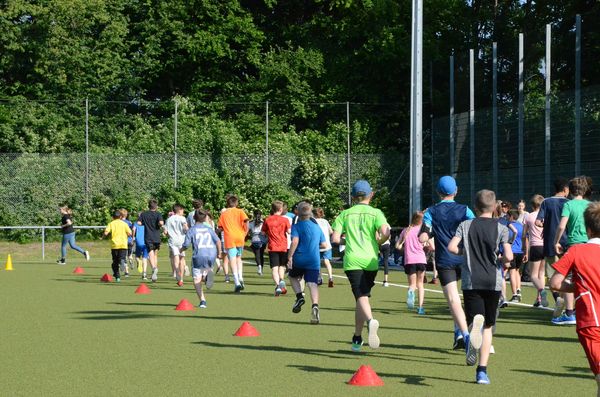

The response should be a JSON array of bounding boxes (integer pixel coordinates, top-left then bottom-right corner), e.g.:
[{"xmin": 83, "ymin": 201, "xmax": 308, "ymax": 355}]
[
  {"xmin": 268, "ymin": 251, "xmax": 288, "ymax": 268},
  {"xmin": 345, "ymin": 269, "xmax": 377, "ymax": 300},
  {"xmin": 288, "ymin": 267, "xmax": 320, "ymax": 284},
  {"xmin": 146, "ymin": 241, "xmax": 161, "ymax": 251},
  {"xmin": 510, "ymin": 253, "xmax": 524, "ymax": 270},
  {"xmin": 404, "ymin": 263, "xmax": 426, "ymax": 275},
  {"xmin": 438, "ymin": 267, "xmax": 461, "ymax": 287},
  {"xmin": 529, "ymin": 246, "xmax": 544, "ymax": 262},
  {"xmin": 463, "ymin": 289, "xmax": 501, "ymax": 327}
]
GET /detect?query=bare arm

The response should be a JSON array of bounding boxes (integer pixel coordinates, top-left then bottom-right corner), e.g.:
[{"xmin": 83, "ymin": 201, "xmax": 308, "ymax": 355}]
[
  {"xmin": 377, "ymin": 224, "xmax": 391, "ymax": 245},
  {"xmin": 447, "ymin": 236, "xmax": 462, "ymax": 255},
  {"xmin": 553, "ymin": 216, "xmax": 568, "ymax": 255},
  {"xmin": 549, "ymin": 272, "xmax": 575, "ymax": 293},
  {"xmin": 287, "ymin": 237, "xmax": 299, "ymax": 269},
  {"xmin": 501, "ymin": 243, "xmax": 513, "ymax": 263},
  {"xmin": 331, "ymin": 231, "xmax": 341, "ymax": 244}
]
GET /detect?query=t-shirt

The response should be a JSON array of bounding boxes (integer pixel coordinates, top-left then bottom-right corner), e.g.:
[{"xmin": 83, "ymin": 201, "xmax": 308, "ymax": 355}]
[
  {"xmin": 183, "ymin": 224, "xmax": 220, "ymax": 260},
  {"xmin": 537, "ymin": 196, "xmax": 569, "ymax": 256},
  {"xmin": 423, "ymin": 200, "xmax": 475, "ymax": 268},
  {"xmin": 61, "ymin": 214, "xmax": 74, "ymax": 234},
  {"xmin": 248, "ymin": 220, "xmax": 268, "ymax": 245},
  {"xmin": 331, "ymin": 203, "xmax": 388, "ymax": 271},
  {"xmin": 138, "ymin": 210, "xmax": 164, "ymax": 244},
  {"xmin": 552, "ymin": 239, "xmax": 600, "ymax": 330},
  {"xmin": 187, "ymin": 210, "xmax": 197, "ymax": 228},
  {"xmin": 291, "ymin": 220, "xmax": 325, "ymax": 270},
  {"xmin": 524, "ymin": 211, "xmax": 543, "ymax": 247},
  {"xmin": 262, "ymin": 215, "xmax": 290, "ymax": 252},
  {"xmin": 562, "ymin": 199, "xmax": 590, "ymax": 246},
  {"xmin": 217, "ymin": 207, "xmax": 249, "ymax": 249},
  {"xmin": 517, "ymin": 211, "xmax": 529, "ymax": 224},
  {"xmin": 105, "ymin": 219, "xmax": 132, "ymax": 250},
  {"xmin": 165, "ymin": 214, "xmax": 187, "ymax": 247},
  {"xmin": 315, "ymin": 218, "xmax": 332, "ymax": 252},
  {"xmin": 510, "ymin": 221, "xmax": 524, "ymax": 254},
  {"xmin": 455, "ymin": 217, "xmax": 509, "ymax": 291},
  {"xmin": 399, "ymin": 225, "xmax": 427, "ymax": 265},
  {"xmin": 134, "ymin": 224, "xmax": 145, "ymax": 247},
  {"xmin": 122, "ymin": 219, "xmax": 133, "ymax": 244}
]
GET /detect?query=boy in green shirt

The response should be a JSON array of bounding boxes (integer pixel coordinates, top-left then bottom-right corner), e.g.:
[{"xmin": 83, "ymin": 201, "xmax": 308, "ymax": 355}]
[{"xmin": 332, "ymin": 180, "xmax": 390, "ymax": 352}]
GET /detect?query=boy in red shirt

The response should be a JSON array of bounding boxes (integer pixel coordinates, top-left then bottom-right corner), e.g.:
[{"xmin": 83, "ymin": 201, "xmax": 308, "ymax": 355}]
[
  {"xmin": 262, "ymin": 200, "xmax": 291, "ymax": 296},
  {"xmin": 550, "ymin": 201, "xmax": 600, "ymax": 396}
]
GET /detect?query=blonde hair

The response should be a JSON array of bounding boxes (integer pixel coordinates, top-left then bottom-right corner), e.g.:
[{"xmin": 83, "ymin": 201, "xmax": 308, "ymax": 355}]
[{"xmin": 59, "ymin": 205, "xmax": 73, "ymax": 215}]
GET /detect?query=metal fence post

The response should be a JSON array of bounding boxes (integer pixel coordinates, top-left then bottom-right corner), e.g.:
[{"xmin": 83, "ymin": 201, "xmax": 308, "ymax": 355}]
[
  {"xmin": 449, "ymin": 55, "xmax": 455, "ymax": 176},
  {"xmin": 265, "ymin": 100, "xmax": 269, "ymax": 183},
  {"xmin": 346, "ymin": 101, "xmax": 351, "ymax": 205},
  {"xmin": 469, "ymin": 49, "xmax": 475, "ymax": 204},
  {"xmin": 545, "ymin": 24, "xmax": 552, "ymax": 196},
  {"xmin": 492, "ymin": 43, "xmax": 498, "ymax": 193},
  {"xmin": 518, "ymin": 34, "xmax": 525, "ymax": 200},
  {"xmin": 85, "ymin": 98, "xmax": 89, "ymax": 205},
  {"xmin": 409, "ymin": 0, "xmax": 423, "ymax": 214},
  {"xmin": 174, "ymin": 99, "xmax": 178, "ymax": 189},
  {"xmin": 575, "ymin": 14, "xmax": 582, "ymax": 175},
  {"xmin": 429, "ymin": 62, "xmax": 434, "ymax": 203},
  {"xmin": 42, "ymin": 226, "xmax": 45, "ymax": 261}
]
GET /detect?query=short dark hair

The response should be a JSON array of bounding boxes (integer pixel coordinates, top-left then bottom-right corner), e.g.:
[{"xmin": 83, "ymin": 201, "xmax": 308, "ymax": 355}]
[
  {"xmin": 314, "ymin": 207, "xmax": 325, "ymax": 219},
  {"xmin": 226, "ymin": 195, "xmax": 238, "ymax": 208},
  {"xmin": 584, "ymin": 202, "xmax": 600, "ymax": 238},
  {"xmin": 192, "ymin": 199, "xmax": 203, "ymax": 210},
  {"xmin": 194, "ymin": 209, "xmax": 208, "ymax": 223},
  {"xmin": 173, "ymin": 203, "xmax": 184, "ymax": 212},
  {"xmin": 475, "ymin": 190, "xmax": 497, "ymax": 213},
  {"xmin": 148, "ymin": 199, "xmax": 158, "ymax": 210},
  {"xmin": 113, "ymin": 210, "xmax": 122, "ymax": 219},
  {"xmin": 508, "ymin": 209, "xmax": 519, "ymax": 220},
  {"xmin": 554, "ymin": 177, "xmax": 569, "ymax": 194}
]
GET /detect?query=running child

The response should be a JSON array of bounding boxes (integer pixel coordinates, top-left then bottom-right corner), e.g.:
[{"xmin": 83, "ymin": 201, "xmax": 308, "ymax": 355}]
[
  {"xmin": 132, "ymin": 220, "xmax": 149, "ymax": 279},
  {"xmin": 248, "ymin": 210, "xmax": 267, "ymax": 276},
  {"xmin": 262, "ymin": 200, "xmax": 291, "ymax": 296},
  {"xmin": 138, "ymin": 199, "xmax": 164, "ymax": 282},
  {"xmin": 448, "ymin": 189, "xmax": 512, "ymax": 385},
  {"xmin": 400, "ymin": 211, "xmax": 429, "ymax": 314},
  {"xmin": 550, "ymin": 201, "xmax": 600, "ymax": 396},
  {"xmin": 314, "ymin": 207, "xmax": 334, "ymax": 287},
  {"xmin": 182, "ymin": 210, "xmax": 222, "ymax": 308},
  {"xmin": 57, "ymin": 205, "xmax": 90, "ymax": 264},
  {"xmin": 120, "ymin": 209, "xmax": 134, "ymax": 277},
  {"xmin": 103, "ymin": 210, "xmax": 133, "ymax": 283},
  {"xmin": 332, "ymin": 180, "xmax": 390, "ymax": 352},
  {"xmin": 507, "ymin": 209, "xmax": 525, "ymax": 303},
  {"xmin": 165, "ymin": 204, "xmax": 189, "ymax": 287},
  {"xmin": 287, "ymin": 202, "xmax": 327, "ymax": 324},
  {"xmin": 523, "ymin": 194, "xmax": 548, "ymax": 307},
  {"xmin": 217, "ymin": 195, "xmax": 249, "ymax": 293}
]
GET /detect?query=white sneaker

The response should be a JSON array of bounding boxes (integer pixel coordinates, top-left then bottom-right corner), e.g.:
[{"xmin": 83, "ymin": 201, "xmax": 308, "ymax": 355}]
[
  {"xmin": 257, "ymin": 265, "xmax": 263, "ymax": 276},
  {"xmin": 553, "ymin": 296, "xmax": 565, "ymax": 318},
  {"xmin": 184, "ymin": 265, "xmax": 190, "ymax": 277},
  {"xmin": 84, "ymin": 251, "xmax": 90, "ymax": 261},
  {"xmin": 470, "ymin": 314, "xmax": 485, "ymax": 350},
  {"xmin": 151, "ymin": 268, "xmax": 158, "ymax": 282},
  {"xmin": 206, "ymin": 269, "xmax": 215, "ymax": 290},
  {"xmin": 310, "ymin": 306, "xmax": 320, "ymax": 324},
  {"xmin": 367, "ymin": 319, "xmax": 380, "ymax": 349}
]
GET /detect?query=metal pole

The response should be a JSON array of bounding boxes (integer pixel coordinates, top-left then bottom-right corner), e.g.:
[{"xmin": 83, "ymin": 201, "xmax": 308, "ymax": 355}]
[
  {"xmin": 265, "ymin": 100, "xmax": 269, "ymax": 183},
  {"xmin": 518, "ymin": 34, "xmax": 524, "ymax": 200},
  {"xmin": 429, "ymin": 62, "xmax": 434, "ymax": 204},
  {"xmin": 492, "ymin": 43, "xmax": 498, "ymax": 193},
  {"xmin": 409, "ymin": 0, "xmax": 423, "ymax": 214},
  {"xmin": 469, "ymin": 49, "xmax": 475, "ymax": 204},
  {"xmin": 42, "ymin": 226, "xmax": 45, "ymax": 260},
  {"xmin": 575, "ymin": 14, "xmax": 581, "ymax": 175},
  {"xmin": 450, "ymin": 55, "xmax": 455, "ymax": 176},
  {"xmin": 545, "ymin": 24, "xmax": 551, "ymax": 196},
  {"xmin": 347, "ymin": 102, "xmax": 351, "ymax": 205},
  {"xmin": 85, "ymin": 98, "xmax": 89, "ymax": 205},
  {"xmin": 174, "ymin": 99, "xmax": 178, "ymax": 189}
]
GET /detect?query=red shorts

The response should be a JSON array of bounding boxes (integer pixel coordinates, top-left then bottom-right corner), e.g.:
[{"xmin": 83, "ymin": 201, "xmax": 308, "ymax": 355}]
[{"xmin": 577, "ymin": 327, "xmax": 600, "ymax": 375}]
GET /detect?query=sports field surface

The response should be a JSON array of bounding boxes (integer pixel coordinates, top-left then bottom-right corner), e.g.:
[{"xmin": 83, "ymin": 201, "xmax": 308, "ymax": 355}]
[{"xmin": 0, "ymin": 241, "xmax": 593, "ymax": 396}]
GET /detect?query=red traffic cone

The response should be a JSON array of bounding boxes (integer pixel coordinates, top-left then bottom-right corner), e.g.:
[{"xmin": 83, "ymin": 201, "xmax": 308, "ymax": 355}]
[
  {"xmin": 234, "ymin": 321, "xmax": 260, "ymax": 337},
  {"xmin": 100, "ymin": 273, "xmax": 113, "ymax": 282},
  {"xmin": 348, "ymin": 365, "xmax": 384, "ymax": 386},
  {"xmin": 73, "ymin": 266, "xmax": 85, "ymax": 274},
  {"xmin": 175, "ymin": 299, "xmax": 195, "ymax": 311},
  {"xmin": 135, "ymin": 284, "xmax": 151, "ymax": 294}
]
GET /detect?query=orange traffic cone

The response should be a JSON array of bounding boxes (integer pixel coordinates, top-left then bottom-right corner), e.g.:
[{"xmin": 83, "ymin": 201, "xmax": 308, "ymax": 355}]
[
  {"xmin": 73, "ymin": 267, "xmax": 85, "ymax": 274},
  {"xmin": 347, "ymin": 365, "xmax": 384, "ymax": 386},
  {"xmin": 234, "ymin": 321, "xmax": 260, "ymax": 337},
  {"xmin": 175, "ymin": 299, "xmax": 195, "ymax": 311},
  {"xmin": 100, "ymin": 273, "xmax": 113, "ymax": 282},
  {"xmin": 135, "ymin": 284, "xmax": 151, "ymax": 294}
]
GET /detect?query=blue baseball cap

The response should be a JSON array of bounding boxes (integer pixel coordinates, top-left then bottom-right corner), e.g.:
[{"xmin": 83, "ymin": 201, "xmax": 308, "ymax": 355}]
[
  {"xmin": 437, "ymin": 176, "xmax": 457, "ymax": 195},
  {"xmin": 351, "ymin": 180, "xmax": 372, "ymax": 197}
]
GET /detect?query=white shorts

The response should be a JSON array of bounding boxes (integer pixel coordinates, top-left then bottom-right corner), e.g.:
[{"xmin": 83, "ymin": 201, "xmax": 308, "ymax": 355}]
[
  {"xmin": 169, "ymin": 245, "xmax": 186, "ymax": 257},
  {"xmin": 192, "ymin": 267, "xmax": 210, "ymax": 279}
]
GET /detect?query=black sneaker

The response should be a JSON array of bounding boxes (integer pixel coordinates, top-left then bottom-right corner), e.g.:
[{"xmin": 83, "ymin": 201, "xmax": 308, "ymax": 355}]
[
  {"xmin": 351, "ymin": 335, "xmax": 363, "ymax": 352},
  {"xmin": 453, "ymin": 334, "xmax": 465, "ymax": 350},
  {"xmin": 499, "ymin": 297, "xmax": 508, "ymax": 309},
  {"xmin": 56, "ymin": 258, "xmax": 66, "ymax": 265},
  {"xmin": 292, "ymin": 297, "xmax": 305, "ymax": 313},
  {"xmin": 510, "ymin": 295, "xmax": 520, "ymax": 303}
]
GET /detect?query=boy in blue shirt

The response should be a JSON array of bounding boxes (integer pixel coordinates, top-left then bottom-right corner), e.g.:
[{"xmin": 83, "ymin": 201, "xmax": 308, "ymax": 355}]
[
  {"xmin": 507, "ymin": 210, "xmax": 525, "ymax": 303},
  {"xmin": 182, "ymin": 210, "xmax": 222, "ymax": 308},
  {"xmin": 132, "ymin": 220, "xmax": 149, "ymax": 279},
  {"xmin": 287, "ymin": 202, "xmax": 327, "ymax": 324}
]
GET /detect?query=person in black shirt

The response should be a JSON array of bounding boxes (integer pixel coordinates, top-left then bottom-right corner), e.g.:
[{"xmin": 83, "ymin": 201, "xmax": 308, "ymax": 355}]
[
  {"xmin": 137, "ymin": 199, "xmax": 164, "ymax": 282},
  {"xmin": 57, "ymin": 206, "xmax": 90, "ymax": 264}
]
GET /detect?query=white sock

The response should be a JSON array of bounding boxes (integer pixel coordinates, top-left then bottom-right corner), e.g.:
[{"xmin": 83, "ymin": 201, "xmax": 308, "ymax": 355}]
[{"xmin": 233, "ymin": 274, "xmax": 240, "ymax": 286}]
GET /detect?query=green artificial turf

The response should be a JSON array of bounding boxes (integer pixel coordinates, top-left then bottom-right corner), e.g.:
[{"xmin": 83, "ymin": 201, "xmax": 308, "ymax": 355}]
[{"xmin": 0, "ymin": 241, "xmax": 594, "ymax": 396}]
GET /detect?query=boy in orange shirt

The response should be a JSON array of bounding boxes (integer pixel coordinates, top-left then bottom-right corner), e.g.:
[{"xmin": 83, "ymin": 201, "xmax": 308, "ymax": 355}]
[{"xmin": 218, "ymin": 195, "xmax": 249, "ymax": 293}]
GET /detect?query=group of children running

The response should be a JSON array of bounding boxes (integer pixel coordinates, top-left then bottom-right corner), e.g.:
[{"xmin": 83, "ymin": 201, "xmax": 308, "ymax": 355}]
[{"xmin": 60, "ymin": 175, "xmax": 600, "ymax": 391}]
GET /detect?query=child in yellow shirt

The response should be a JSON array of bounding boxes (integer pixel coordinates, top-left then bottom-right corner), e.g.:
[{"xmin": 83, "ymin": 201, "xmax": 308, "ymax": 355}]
[{"xmin": 104, "ymin": 210, "xmax": 132, "ymax": 282}]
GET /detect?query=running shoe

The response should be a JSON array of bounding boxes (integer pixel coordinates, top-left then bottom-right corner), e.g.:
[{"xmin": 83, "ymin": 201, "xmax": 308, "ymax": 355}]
[
  {"xmin": 177, "ymin": 280, "xmax": 183, "ymax": 287},
  {"xmin": 142, "ymin": 273, "xmax": 148, "ymax": 281},
  {"xmin": 382, "ymin": 281, "xmax": 389, "ymax": 287},
  {"xmin": 476, "ymin": 370, "xmax": 490, "ymax": 385},
  {"xmin": 499, "ymin": 296, "xmax": 508, "ymax": 309},
  {"xmin": 115, "ymin": 277, "xmax": 121, "ymax": 283},
  {"xmin": 510, "ymin": 295, "xmax": 520, "ymax": 303},
  {"xmin": 551, "ymin": 313, "xmax": 576, "ymax": 325},
  {"xmin": 533, "ymin": 299, "xmax": 541, "ymax": 308},
  {"xmin": 257, "ymin": 265, "xmax": 263, "ymax": 276},
  {"xmin": 367, "ymin": 318, "xmax": 380, "ymax": 349},
  {"xmin": 234, "ymin": 284, "xmax": 242, "ymax": 293},
  {"xmin": 199, "ymin": 300, "xmax": 207, "ymax": 309},
  {"xmin": 279, "ymin": 280, "xmax": 287, "ymax": 295},
  {"xmin": 407, "ymin": 289, "xmax": 415, "ymax": 309},
  {"xmin": 465, "ymin": 334, "xmax": 476, "ymax": 366},
  {"xmin": 351, "ymin": 335, "xmax": 363, "ymax": 352},
  {"xmin": 417, "ymin": 307, "xmax": 426, "ymax": 315},
  {"xmin": 292, "ymin": 297, "xmax": 305, "ymax": 313},
  {"xmin": 124, "ymin": 272, "xmax": 129, "ymax": 278},
  {"xmin": 540, "ymin": 289, "xmax": 549, "ymax": 307},
  {"xmin": 84, "ymin": 251, "xmax": 90, "ymax": 261},
  {"xmin": 553, "ymin": 296, "xmax": 565, "ymax": 318},
  {"xmin": 137, "ymin": 260, "xmax": 143, "ymax": 274},
  {"xmin": 184, "ymin": 265, "xmax": 190, "ymax": 277},
  {"xmin": 224, "ymin": 275, "xmax": 230, "ymax": 283},
  {"xmin": 466, "ymin": 316, "xmax": 484, "ymax": 366},
  {"xmin": 275, "ymin": 287, "xmax": 282, "ymax": 296},
  {"xmin": 151, "ymin": 268, "xmax": 158, "ymax": 282},
  {"xmin": 328, "ymin": 279, "xmax": 334, "ymax": 288},
  {"xmin": 205, "ymin": 269, "xmax": 214, "ymax": 289},
  {"xmin": 516, "ymin": 288, "xmax": 522, "ymax": 298},
  {"xmin": 453, "ymin": 334, "xmax": 465, "ymax": 350},
  {"xmin": 429, "ymin": 277, "xmax": 439, "ymax": 285},
  {"xmin": 240, "ymin": 280, "xmax": 245, "ymax": 290},
  {"xmin": 310, "ymin": 306, "xmax": 320, "ymax": 324},
  {"xmin": 317, "ymin": 276, "xmax": 323, "ymax": 286},
  {"xmin": 56, "ymin": 258, "xmax": 66, "ymax": 265}
]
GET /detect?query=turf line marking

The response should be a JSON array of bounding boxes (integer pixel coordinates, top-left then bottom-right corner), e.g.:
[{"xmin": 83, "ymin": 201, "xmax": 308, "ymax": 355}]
[{"xmin": 241, "ymin": 260, "xmax": 553, "ymax": 312}]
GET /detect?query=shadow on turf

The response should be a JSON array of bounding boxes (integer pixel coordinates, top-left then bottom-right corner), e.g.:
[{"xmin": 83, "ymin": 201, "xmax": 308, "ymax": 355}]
[
  {"xmin": 512, "ymin": 368, "xmax": 592, "ymax": 380},
  {"xmin": 287, "ymin": 364, "xmax": 472, "ymax": 385}
]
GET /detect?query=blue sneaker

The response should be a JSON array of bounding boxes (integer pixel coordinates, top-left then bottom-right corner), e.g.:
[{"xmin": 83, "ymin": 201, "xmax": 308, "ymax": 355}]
[
  {"xmin": 453, "ymin": 333, "xmax": 464, "ymax": 350},
  {"xmin": 351, "ymin": 335, "xmax": 363, "ymax": 352},
  {"xmin": 417, "ymin": 307, "xmax": 426, "ymax": 315},
  {"xmin": 407, "ymin": 289, "xmax": 415, "ymax": 310},
  {"xmin": 476, "ymin": 370, "xmax": 490, "ymax": 384},
  {"xmin": 465, "ymin": 334, "xmax": 477, "ymax": 366},
  {"xmin": 551, "ymin": 313, "xmax": 576, "ymax": 325},
  {"xmin": 199, "ymin": 300, "xmax": 207, "ymax": 309}
]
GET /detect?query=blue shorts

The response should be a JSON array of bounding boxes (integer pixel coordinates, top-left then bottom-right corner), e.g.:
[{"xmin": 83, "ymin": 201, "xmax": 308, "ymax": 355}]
[
  {"xmin": 227, "ymin": 247, "xmax": 243, "ymax": 260},
  {"xmin": 193, "ymin": 256, "xmax": 216, "ymax": 269},
  {"xmin": 135, "ymin": 244, "xmax": 148, "ymax": 259},
  {"xmin": 288, "ymin": 267, "xmax": 320, "ymax": 284},
  {"xmin": 320, "ymin": 249, "xmax": 332, "ymax": 260}
]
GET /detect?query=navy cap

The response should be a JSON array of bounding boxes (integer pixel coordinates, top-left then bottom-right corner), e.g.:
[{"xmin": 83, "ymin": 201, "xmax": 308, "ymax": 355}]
[
  {"xmin": 351, "ymin": 180, "xmax": 372, "ymax": 197},
  {"xmin": 437, "ymin": 176, "xmax": 457, "ymax": 195}
]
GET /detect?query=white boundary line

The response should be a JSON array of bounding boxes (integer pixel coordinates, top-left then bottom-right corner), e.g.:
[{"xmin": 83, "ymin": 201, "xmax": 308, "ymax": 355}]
[{"xmin": 241, "ymin": 259, "xmax": 554, "ymax": 312}]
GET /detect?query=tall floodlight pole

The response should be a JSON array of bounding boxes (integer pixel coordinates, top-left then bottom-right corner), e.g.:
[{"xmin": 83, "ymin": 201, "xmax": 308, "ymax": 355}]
[
  {"xmin": 492, "ymin": 43, "xmax": 498, "ymax": 193},
  {"xmin": 469, "ymin": 49, "xmax": 475, "ymax": 205},
  {"xmin": 449, "ymin": 54, "xmax": 455, "ymax": 176},
  {"xmin": 545, "ymin": 24, "xmax": 551, "ymax": 196},
  {"xmin": 409, "ymin": 0, "xmax": 423, "ymax": 215},
  {"xmin": 575, "ymin": 15, "xmax": 581, "ymax": 175},
  {"xmin": 518, "ymin": 34, "xmax": 524, "ymax": 200},
  {"xmin": 265, "ymin": 100, "xmax": 269, "ymax": 183}
]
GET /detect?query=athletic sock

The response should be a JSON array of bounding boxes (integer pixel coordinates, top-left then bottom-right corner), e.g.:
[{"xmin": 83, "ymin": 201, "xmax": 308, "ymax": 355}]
[
  {"xmin": 552, "ymin": 291, "xmax": 560, "ymax": 301},
  {"xmin": 296, "ymin": 293, "xmax": 303, "ymax": 300},
  {"xmin": 312, "ymin": 303, "xmax": 318, "ymax": 308},
  {"xmin": 476, "ymin": 365, "xmax": 487, "ymax": 373},
  {"xmin": 233, "ymin": 274, "xmax": 240, "ymax": 286},
  {"xmin": 566, "ymin": 309, "xmax": 574, "ymax": 316}
]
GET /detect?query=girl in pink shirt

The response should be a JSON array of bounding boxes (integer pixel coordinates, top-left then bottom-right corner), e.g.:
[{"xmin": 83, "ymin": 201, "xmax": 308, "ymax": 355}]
[
  {"xmin": 523, "ymin": 194, "xmax": 548, "ymax": 307},
  {"xmin": 398, "ymin": 212, "xmax": 431, "ymax": 314}
]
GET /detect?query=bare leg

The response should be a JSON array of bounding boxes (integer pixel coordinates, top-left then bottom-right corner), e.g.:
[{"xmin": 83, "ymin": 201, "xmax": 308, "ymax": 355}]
[
  {"xmin": 509, "ymin": 268, "xmax": 519, "ymax": 296},
  {"xmin": 323, "ymin": 258, "xmax": 333, "ymax": 280},
  {"xmin": 530, "ymin": 260, "xmax": 544, "ymax": 290},
  {"xmin": 237, "ymin": 256, "xmax": 244, "ymax": 281},
  {"xmin": 306, "ymin": 282, "xmax": 319, "ymax": 305},
  {"xmin": 271, "ymin": 266, "xmax": 280, "ymax": 286},
  {"xmin": 354, "ymin": 296, "xmax": 373, "ymax": 336},
  {"xmin": 478, "ymin": 326, "xmax": 493, "ymax": 366},
  {"xmin": 442, "ymin": 281, "xmax": 468, "ymax": 333},
  {"xmin": 408, "ymin": 273, "xmax": 417, "ymax": 290},
  {"xmin": 178, "ymin": 256, "xmax": 186, "ymax": 283},
  {"xmin": 565, "ymin": 292, "xmax": 575, "ymax": 311},
  {"xmin": 278, "ymin": 265, "xmax": 286, "ymax": 282},
  {"xmin": 417, "ymin": 271, "xmax": 425, "ymax": 308},
  {"xmin": 289, "ymin": 274, "xmax": 302, "ymax": 294},
  {"xmin": 193, "ymin": 277, "xmax": 205, "ymax": 302}
]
